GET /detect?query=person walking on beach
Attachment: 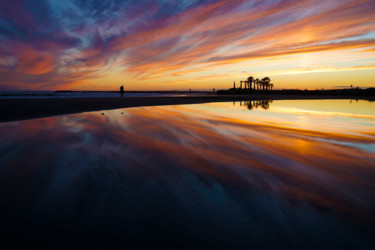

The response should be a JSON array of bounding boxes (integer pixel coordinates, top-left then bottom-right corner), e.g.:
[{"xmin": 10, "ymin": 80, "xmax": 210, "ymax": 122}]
[{"xmin": 120, "ymin": 85, "xmax": 124, "ymax": 98}]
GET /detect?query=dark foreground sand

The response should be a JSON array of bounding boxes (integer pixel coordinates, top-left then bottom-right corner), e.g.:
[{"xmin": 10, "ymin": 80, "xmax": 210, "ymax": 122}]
[{"xmin": 0, "ymin": 94, "xmax": 373, "ymax": 123}]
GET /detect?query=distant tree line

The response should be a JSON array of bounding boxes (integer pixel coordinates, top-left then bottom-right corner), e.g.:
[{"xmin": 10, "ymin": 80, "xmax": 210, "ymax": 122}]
[{"xmin": 237, "ymin": 76, "xmax": 274, "ymax": 91}]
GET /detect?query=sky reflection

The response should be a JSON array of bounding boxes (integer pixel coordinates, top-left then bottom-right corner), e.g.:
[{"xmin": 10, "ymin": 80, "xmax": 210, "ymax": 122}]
[{"xmin": 0, "ymin": 100, "xmax": 375, "ymax": 248}]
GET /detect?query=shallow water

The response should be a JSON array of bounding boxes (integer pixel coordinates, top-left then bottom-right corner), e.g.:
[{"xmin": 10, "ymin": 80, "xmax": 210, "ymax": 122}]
[{"xmin": 0, "ymin": 99, "xmax": 375, "ymax": 248}]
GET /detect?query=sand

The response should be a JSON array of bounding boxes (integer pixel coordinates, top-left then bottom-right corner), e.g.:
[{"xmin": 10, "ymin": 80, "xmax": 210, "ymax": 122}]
[{"xmin": 0, "ymin": 94, "xmax": 373, "ymax": 123}]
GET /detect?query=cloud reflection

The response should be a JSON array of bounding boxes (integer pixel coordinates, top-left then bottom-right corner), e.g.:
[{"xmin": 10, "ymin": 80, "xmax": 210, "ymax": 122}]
[{"xmin": 0, "ymin": 101, "xmax": 375, "ymax": 247}]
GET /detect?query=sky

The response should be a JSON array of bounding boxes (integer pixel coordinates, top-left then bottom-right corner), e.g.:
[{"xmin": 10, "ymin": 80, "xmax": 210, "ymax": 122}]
[{"xmin": 0, "ymin": 0, "xmax": 374, "ymax": 91}]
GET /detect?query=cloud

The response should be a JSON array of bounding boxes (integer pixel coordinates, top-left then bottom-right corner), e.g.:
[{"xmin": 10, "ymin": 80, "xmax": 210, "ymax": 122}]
[
  {"xmin": 109, "ymin": 0, "xmax": 375, "ymax": 79},
  {"xmin": 0, "ymin": 0, "xmax": 374, "ymax": 89},
  {"xmin": 207, "ymin": 39, "xmax": 375, "ymax": 64}
]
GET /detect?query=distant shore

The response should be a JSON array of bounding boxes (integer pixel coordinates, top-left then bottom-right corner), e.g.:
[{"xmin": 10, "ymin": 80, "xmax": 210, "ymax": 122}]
[{"xmin": 0, "ymin": 94, "xmax": 374, "ymax": 123}]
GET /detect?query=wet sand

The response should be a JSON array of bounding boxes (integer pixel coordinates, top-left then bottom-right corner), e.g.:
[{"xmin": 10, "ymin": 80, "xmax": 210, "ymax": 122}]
[
  {"xmin": 1, "ymin": 100, "xmax": 374, "ymax": 248},
  {"xmin": 0, "ymin": 94, "xmax": 373, "ymax": 123}
]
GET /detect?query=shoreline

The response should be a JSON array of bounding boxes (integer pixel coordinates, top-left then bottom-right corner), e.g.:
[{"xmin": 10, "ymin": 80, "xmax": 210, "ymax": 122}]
[{"xmin": 0, "ymin": 94, "xmax": 374, "ymax": 123}]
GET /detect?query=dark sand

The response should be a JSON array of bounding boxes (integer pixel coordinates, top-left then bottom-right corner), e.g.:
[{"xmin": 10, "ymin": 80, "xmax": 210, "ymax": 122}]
[{"xmin": 0, "ymin": 94, "xmax": 373, "ymax": 123}]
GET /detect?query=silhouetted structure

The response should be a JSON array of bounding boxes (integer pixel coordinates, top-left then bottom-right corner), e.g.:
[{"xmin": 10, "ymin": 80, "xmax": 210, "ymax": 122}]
[
  {"xmin": 218, "ymin": 86, "xmax": 375, "ymax": 97},
  {"xmin": 120, "ymin": 85, "xmax": 124, "ymax": 98}
]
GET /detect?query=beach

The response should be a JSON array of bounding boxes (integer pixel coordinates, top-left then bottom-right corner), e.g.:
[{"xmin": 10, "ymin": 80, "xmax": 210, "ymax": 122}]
[
  {"xmin": 1, "ymin": 94, "xmax": 374, "ymax": 123},
  {"xmin": 2, "ymin": 0, "xmax": 375, "ymax": 248}
]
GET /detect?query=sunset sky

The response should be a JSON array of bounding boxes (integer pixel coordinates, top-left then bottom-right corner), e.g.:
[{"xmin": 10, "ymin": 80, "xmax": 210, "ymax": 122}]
[{"xmin": 0, "ymin": 0, "xmax": 374, "ymax": 91}]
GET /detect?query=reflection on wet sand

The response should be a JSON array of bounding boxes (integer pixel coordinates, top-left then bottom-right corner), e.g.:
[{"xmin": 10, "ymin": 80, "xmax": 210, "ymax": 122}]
[
  {"xmin": 0, "ymin": 100, "xmax": 375, "ymax": 248},
  {"xmin": 235, "ymin": 99, "xmax": 273, "ymax": 110}
]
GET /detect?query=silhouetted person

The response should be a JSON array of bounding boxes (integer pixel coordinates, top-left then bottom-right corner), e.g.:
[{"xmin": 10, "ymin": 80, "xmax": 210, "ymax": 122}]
[{"xmin": 120, "ymin": 85, "xmax": 124, "ymax": 98}]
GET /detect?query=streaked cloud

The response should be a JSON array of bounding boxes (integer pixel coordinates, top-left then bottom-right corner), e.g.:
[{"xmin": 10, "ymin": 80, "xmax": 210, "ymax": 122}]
[{"xmin": 0, "ymin": 0, "xmax": 374, "ymax": 90}]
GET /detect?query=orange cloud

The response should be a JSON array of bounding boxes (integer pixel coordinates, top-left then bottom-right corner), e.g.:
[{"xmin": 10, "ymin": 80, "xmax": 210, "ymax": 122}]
[
  {"xmin": 15, "ymin": 46, "xmax": 55, "ymax": 75},
  {"xmin": 110, "ymin": 0, "xmax": 375, "ymax": 76},
  {"xmin": 1, "ymin": 0, "xmax": 375, "ymax": 90}
]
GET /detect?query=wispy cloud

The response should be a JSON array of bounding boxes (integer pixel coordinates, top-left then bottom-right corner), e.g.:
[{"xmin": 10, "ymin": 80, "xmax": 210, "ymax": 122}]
[{"xmin": 0, "ymin": 0, "xmax": 374, "ymax": 89}]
